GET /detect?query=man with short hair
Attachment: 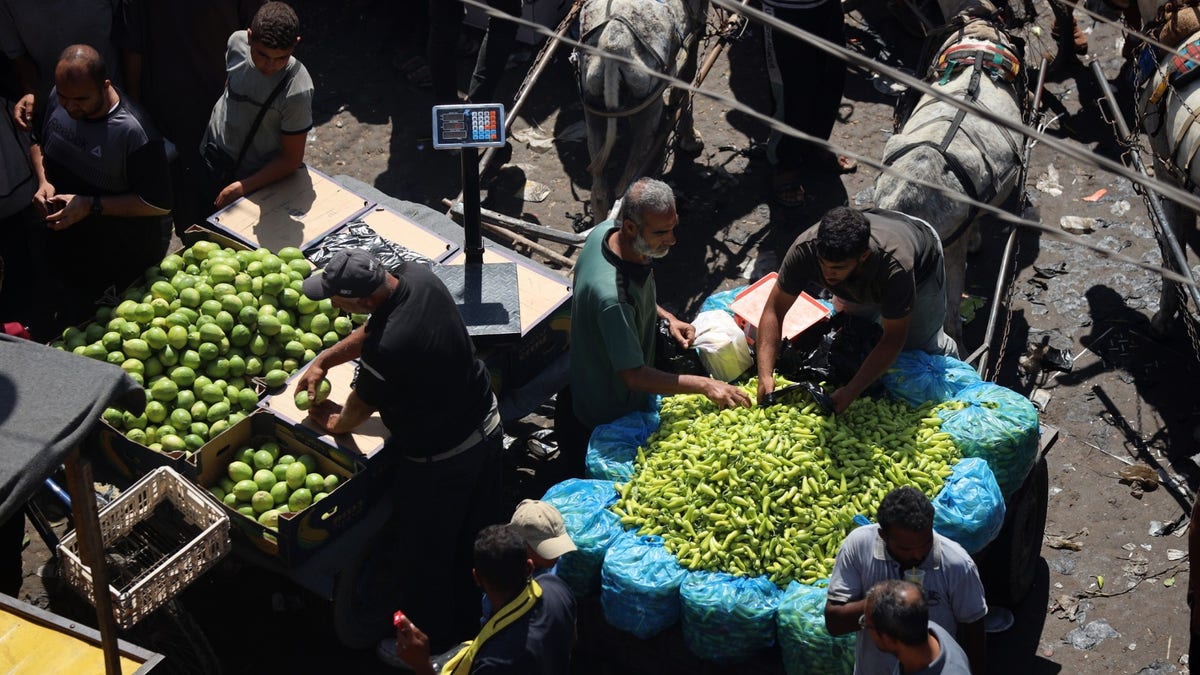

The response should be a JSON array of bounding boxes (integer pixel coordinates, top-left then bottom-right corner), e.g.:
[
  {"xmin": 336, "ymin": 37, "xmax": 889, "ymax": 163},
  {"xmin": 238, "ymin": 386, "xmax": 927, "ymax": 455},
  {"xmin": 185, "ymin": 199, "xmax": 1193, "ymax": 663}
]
[
  {"xmin": 388, "ymin": 524, "xmax": 577, "ymax": 674},
  {"xmin": 296, "ymin": 248, "xmax": 504, "ymax": 653},
  {"xmin": 558, "ymin": 177, "xmax": 751, "ymax": 477},
  {"xmin": 825, "ymin": 486, "xmax": 987, "ymax": 674},
  {"xmin": 864, "ymin": 579, "xmax": 971, "ymax": 675},
  {"xmin": 1, "ymin": 0, "xmax": 122, "ymax": 131},
  {"xmin": 29, "ymin": 43, "xmax": 170, "ymax": 328},
  {"xmin": 756, "ymin": 205, "xmax": 955, "ymax": 413},
  {"xmin": 197, "ymin": 0, "xmax": 312, "ymax": 212}
]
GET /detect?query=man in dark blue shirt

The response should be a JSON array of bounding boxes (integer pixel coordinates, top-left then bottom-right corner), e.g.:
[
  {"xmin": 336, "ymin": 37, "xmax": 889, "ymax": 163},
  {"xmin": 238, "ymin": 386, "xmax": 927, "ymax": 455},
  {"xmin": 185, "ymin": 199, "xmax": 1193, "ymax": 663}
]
[{"xmin": 386, "ymin": 524, "xmax": 577, "ymax": 674}]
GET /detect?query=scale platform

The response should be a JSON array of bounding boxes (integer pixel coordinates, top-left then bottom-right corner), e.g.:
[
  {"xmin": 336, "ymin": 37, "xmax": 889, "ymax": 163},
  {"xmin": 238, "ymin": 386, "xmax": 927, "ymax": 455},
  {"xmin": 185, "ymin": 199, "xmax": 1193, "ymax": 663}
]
[{"xmin": 432, "ymin": 262, "xmax": 522, "ymax": 346}]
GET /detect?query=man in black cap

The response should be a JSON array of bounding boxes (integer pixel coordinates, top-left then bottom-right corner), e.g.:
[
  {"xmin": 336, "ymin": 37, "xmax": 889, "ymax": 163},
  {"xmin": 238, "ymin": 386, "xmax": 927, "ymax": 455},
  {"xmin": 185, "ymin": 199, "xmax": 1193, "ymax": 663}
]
[{"xmin": 297, "ymin": 248, "xmax": 505, "ymax": 657}]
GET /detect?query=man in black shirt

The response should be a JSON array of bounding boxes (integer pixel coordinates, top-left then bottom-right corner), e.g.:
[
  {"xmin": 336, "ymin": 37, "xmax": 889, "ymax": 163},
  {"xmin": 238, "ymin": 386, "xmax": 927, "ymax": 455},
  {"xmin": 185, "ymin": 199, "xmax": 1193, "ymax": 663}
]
[
  {"xmin": 297, "ymin": 248, "xmax": 504, "ymax": 653},
  {"xmin": 29, "ymin": 44, "xmax": 171, "ymax": 328}
]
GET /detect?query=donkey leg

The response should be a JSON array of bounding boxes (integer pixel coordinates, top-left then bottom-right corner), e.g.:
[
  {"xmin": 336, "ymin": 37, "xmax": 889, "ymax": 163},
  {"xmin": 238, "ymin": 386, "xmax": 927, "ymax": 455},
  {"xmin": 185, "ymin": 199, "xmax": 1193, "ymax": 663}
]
[{"xmin": 614, "ymin": 103, "xmax": 666, "ymax": 201}]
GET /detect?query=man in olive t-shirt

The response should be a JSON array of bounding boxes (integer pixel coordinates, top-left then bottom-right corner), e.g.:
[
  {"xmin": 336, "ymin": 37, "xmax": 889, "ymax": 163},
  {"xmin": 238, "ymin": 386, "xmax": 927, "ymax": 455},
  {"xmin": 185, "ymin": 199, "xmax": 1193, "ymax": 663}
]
[{"xmin": 756, "ymin": 206, "xmax": 955, "ymax": 413}]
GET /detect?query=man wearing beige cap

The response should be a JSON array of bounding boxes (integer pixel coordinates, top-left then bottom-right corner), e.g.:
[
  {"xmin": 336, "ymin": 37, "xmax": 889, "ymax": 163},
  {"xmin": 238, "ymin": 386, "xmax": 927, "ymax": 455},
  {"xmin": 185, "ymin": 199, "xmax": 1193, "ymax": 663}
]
[{"xmin": 510, "ymin": 499, "xmax": 576, "ymax": 574}]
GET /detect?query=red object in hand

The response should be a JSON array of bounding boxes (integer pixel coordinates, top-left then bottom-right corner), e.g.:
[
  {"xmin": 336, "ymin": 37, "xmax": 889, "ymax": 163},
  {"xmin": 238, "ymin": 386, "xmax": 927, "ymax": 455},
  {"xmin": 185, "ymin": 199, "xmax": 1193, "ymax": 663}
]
[{"xmin": 393, "ymin": 610, "xmax": 407, "ymax": 627}]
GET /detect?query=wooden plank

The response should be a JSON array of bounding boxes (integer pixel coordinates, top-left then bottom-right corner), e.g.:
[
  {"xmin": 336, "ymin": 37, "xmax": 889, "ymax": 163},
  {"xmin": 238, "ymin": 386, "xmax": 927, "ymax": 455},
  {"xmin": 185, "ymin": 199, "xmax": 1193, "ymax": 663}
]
[
  {"xmin": 264, "ymin": 360, "xmax": 390, "ymax": 460},
  {"xmin": 208, "ymin": 166, "xmax": 372, "ymax": 251}
]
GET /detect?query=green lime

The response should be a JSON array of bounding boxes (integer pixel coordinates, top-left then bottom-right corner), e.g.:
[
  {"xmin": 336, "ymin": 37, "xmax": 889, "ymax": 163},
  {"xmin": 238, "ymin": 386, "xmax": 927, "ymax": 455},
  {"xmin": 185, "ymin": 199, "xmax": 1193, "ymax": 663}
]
[
  {"xmin": 227, "ymin": 460, "xmax": 254, "ymax": 483},
  {"xmin": 253, "ymin": 468, "xmax": 276, "ymax": 491}
]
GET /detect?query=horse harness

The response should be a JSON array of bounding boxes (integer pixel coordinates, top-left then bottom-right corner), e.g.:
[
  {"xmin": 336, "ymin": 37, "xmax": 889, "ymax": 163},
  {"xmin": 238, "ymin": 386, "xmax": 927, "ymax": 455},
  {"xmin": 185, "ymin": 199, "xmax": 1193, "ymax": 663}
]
[
  {"xmin": 883, "ymin": 31, "xmax": 1023, "ymax": 246},
  {"xmin": 1136, "ymin": 21, "xmax": 1200, "ymax": 186},
  {"xmin": 576, "ymin": 4, "xmax": 701, "ymax": 119}
]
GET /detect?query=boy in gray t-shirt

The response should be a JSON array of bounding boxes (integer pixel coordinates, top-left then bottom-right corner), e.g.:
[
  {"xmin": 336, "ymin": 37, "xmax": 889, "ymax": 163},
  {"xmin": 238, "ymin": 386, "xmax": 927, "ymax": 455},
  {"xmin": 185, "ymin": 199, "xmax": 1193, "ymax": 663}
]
[{"xmin": 197, "ymin": 1, "xmax": 312, "ymax": 213}]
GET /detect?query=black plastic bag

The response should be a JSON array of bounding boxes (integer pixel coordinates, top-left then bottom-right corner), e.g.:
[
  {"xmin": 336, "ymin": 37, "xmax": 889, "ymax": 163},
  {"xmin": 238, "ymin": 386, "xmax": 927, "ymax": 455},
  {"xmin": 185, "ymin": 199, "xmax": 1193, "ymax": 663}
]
[
  {"xmin": 653, "ymin": 318, "xmax": 706, "ymax": 376},
  {"xmin": 305, "ymin": 220, "xmax": 434, "ymax": 273},
  {"xmin": 775, "ymin": 313, "xmax": 882, "ymax": 392}
]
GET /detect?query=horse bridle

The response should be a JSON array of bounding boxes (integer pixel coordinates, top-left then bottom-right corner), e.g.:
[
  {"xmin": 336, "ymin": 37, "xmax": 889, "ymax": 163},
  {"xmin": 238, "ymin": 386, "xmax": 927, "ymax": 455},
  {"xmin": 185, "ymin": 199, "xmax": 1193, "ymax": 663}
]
[{"xmin": 576, "ymin": 11, "xmax": 689, "ymax": 118}]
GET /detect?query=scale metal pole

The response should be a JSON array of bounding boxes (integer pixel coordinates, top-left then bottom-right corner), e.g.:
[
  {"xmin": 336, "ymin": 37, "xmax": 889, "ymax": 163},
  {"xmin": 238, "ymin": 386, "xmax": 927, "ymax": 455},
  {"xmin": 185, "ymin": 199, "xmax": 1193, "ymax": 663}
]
[{"xmin": 461, "ymin": 146, "xmax": 484, "ymax": 264}]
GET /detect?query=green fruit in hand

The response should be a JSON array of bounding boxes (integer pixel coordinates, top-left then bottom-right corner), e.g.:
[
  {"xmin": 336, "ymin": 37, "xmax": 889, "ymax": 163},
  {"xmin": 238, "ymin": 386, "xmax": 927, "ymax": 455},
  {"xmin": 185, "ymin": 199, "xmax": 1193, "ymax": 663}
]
[
  {"xmin": 314, "ymin": 378, "xmax": 332, "ymax": 403},
  {"xmin": 294, "ymin": 390, "xmax": 311, "ymax": 410}
]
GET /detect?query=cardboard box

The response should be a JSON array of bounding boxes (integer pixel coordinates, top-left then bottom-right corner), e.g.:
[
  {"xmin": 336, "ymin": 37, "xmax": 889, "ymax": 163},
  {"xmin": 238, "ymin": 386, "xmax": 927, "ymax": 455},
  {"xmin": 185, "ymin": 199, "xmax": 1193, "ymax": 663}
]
[
  {"xmin": 88, "ymin": 228, "xmax": 262, "ymax": 482},
  {"xmin": 192, "ymin": 412, "xmax": 363, "ymax": 566},
  {"xmin": 206, "ymin": 165, "xmax": 374, "ymax": 252},
  {"xmin": 260, "ymin": 359, "xmax": 390, "ymax": 464},
  {"xmin": 729, "ymin": 273, "xmax": 831, "ymax": 346}
]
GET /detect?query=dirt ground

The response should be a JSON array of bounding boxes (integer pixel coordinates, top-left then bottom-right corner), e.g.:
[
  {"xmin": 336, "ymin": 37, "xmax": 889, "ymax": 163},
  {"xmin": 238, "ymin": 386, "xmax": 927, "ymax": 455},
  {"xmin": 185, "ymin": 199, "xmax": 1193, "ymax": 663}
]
[{"xmin": 14, "ymin": 0, "xmax": 1200, "ymax": 673}]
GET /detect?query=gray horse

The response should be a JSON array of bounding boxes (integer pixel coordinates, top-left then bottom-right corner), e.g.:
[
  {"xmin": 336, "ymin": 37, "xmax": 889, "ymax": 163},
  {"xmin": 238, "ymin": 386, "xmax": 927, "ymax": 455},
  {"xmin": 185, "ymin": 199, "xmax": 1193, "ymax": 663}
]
[
  {"xmin": 1134, "ymin": 0, "xmax": 1200, "ymax": 334},
  {"xmin": 577, "ymin": 0, "xmax": 708, "ymax": 219},
  {"xmin": 874, "ymin": 0, "xmax": 1025, "ymax": 352}
]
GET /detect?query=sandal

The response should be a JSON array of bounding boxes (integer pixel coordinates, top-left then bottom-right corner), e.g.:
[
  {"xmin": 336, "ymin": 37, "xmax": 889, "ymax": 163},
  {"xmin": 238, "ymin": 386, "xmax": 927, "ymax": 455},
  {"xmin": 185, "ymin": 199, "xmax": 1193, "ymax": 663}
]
[
  {"xmin": 772, "ymin": 169, "xmax": 807, "ymax": 208},
  {"xmin": 393, "ymin": 54, "xmax": 433, "ymax": 89}
]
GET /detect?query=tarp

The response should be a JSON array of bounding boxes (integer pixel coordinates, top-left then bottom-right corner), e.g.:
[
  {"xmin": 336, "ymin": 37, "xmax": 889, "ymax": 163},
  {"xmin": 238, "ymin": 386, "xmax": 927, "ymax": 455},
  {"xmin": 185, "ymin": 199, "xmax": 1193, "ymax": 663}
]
[{"xmin": 0, "ymin": 334, "xmax": 143, "ymax": 523}]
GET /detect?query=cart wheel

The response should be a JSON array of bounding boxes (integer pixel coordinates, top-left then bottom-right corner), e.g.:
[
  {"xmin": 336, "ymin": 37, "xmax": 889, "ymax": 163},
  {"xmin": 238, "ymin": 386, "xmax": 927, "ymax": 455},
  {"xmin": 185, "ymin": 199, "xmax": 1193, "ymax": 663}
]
[
  {"xmin": 978, "ymin": 456, "xmax": 1048, "ymax": 607},
  {"xmin": 125, "ymin": 598, "xmax": 223, "ymax": 675},
  {"xmin": 332, "ymin": 534, "xmax": 404, "ymax": 651}
]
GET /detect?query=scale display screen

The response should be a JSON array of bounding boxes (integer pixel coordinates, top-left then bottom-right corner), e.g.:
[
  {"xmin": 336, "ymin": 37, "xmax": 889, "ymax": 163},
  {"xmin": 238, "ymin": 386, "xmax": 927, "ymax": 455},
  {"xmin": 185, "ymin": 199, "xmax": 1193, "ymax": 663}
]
[{"xmin": 431, "ymin": 104, "xmax": 506, "ymax": 149}]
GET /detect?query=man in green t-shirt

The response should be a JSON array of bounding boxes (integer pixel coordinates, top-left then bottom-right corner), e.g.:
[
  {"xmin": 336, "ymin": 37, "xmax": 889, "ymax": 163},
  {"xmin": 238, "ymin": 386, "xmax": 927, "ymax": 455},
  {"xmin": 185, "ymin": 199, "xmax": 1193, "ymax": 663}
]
[{"xmin": 557, "ymin": 178, "xmax": 751, "ymax": 477}]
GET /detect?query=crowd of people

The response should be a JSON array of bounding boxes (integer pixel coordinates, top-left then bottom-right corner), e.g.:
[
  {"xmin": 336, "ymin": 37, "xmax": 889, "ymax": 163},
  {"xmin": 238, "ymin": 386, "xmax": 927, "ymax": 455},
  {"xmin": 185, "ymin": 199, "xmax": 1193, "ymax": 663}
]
[
  {"xmin": 0, "ymin": 0, "xmax": 308, "ymax": 340},
  {"xmin": 0, "ymin": 1, "xmax": 1144, "ymax": 673}
]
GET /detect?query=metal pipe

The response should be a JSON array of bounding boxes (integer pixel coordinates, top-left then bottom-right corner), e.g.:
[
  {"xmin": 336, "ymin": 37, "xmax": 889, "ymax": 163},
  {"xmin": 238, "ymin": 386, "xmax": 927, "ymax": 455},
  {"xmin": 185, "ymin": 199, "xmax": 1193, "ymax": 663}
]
[
  {"xmin": 974, "ymin": 57, "xmax": 1050, "ymax": 376},
  {"xmin": 1090, "ymin": 59, "xmax": 1200, "ymax": 313}
]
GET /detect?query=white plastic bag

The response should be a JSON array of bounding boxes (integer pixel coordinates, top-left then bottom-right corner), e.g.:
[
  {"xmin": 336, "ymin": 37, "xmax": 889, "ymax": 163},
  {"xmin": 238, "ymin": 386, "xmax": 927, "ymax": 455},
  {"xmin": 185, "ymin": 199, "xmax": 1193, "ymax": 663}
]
[{"xmin": 691, "ymin": 310, "xmax": 753, "ymax": 382}]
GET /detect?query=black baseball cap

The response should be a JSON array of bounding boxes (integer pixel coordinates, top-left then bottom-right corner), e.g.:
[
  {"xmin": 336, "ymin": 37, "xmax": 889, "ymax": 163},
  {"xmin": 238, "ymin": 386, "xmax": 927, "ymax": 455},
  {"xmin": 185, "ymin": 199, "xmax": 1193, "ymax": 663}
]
[{"xmin": 302, "ymin": 249, "xmax": 387, "ymax": 299}]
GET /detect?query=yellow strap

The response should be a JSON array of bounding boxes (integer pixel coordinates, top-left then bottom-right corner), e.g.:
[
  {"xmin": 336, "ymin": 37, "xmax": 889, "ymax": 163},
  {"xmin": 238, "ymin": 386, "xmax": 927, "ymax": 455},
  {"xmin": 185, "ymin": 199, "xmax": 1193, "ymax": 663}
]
[{"xmin": 442, "ymin": 579, "xmax": 543, "ymax": 675}]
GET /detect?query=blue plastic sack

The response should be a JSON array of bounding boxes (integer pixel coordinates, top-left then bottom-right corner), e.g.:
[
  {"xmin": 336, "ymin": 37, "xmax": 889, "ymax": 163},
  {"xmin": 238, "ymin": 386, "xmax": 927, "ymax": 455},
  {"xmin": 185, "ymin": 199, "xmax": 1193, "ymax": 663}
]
[
  {"xmin": 543, "ymin": 479, "xmax": 622, "ymax": 596},
  {"xmin": 585, "ymin": 410, "xmax": 658, "ymax": 482},
  {"xmin": 881, "ymin": 351, "xmax": 982, "ymax": 407},
  {"xmin": 699, "ymin": 286, "xmax": 747, "ymax": 317},
  {"xmin": 600, "ymin": 533, "xmax": 687, "ymax": 639},
  {"xmin": 933, "ymin": 458, "xmax": 1006, "ymax": 554},
  {"xmin": 777, "ymin": 581, "xmax": 856, "ymax": 675},
  {"xmin": 680, "ymin": 572, "xmax": 782, "ymax": 663},
  {"xmin": 939, "ymin": 382, "xmax": 1040, "ymax": 498}
]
